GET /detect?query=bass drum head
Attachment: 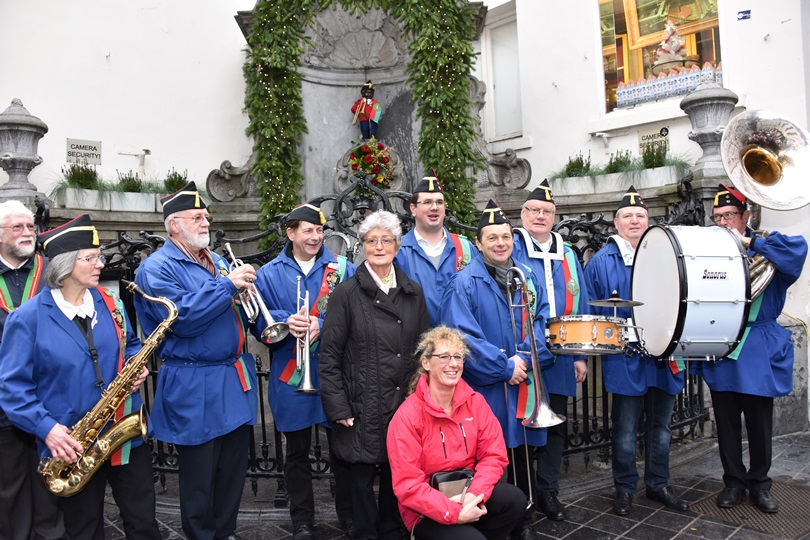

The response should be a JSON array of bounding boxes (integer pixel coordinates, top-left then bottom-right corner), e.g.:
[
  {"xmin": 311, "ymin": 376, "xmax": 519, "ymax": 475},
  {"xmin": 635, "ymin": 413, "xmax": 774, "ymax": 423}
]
[{"xmin": 631, "ymin": 226, "xmax": 685, "ymax": 358}]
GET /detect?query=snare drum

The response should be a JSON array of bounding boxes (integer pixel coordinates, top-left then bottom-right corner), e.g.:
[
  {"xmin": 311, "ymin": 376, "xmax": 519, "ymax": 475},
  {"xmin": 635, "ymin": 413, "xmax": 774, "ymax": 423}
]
[
  {"xmin": 546, "ymin": 315, "xmax": 626, "ymax": 355},
  {"xmin": 631, "ymin": 225, "xmax": 751, "ymax": 359}
]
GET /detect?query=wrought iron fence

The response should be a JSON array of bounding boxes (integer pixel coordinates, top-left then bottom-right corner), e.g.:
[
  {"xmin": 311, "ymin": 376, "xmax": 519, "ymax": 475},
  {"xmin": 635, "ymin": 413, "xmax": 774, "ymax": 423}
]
[{"xmin": 99, "ymin": 171, "xmax": 709, "ymax": 498}]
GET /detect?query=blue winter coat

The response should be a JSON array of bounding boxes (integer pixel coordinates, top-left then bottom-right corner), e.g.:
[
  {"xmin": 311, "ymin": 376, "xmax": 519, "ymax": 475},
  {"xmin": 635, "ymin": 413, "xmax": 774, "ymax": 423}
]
[
  {"xmin": 438, "ymin": 254, "xmax": 554, "ymax": 448},
  {"xmin": 699, "ymin": 230, "xmax": 807, "ymax": 397},
  {"xmin": 583, "ymin": 240, "xmax": 684, "ymax": 396},
  {"xmin": 0, "ymin": 288, "xmax": 145, "ymax": 459},
  {"xmin": 253, "ymin": 244, "xmax": 356, "ymax": 432},
  {"xmin": 134, "ymin": 240, "xmax": 258, "ymax": 445},
  {"xmin": 512, "ymin": 231, "xmax": 591, "ymax": 397},
  {"xmin": 394, "ymin": 228, "xmax": 478, "ymax": 326}
]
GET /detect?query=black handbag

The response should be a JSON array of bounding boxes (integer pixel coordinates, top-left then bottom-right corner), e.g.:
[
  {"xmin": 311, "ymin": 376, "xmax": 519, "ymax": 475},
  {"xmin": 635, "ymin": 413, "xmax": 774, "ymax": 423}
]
[{"xmin": 429, "ymin": 468, "xmax": 474, "ymax": 498}]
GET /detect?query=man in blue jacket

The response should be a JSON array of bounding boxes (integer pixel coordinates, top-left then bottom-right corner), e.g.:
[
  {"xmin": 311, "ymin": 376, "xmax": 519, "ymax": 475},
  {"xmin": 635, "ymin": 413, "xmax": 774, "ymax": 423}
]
[
  {"xmin": 0, "ymin": 200, "xmax": 63, "ymax": 540},
  {"xmin": 135, "ymin": 182, "xmax": 259, "ymax": 540},
  {"xmin": 440, "ymin": 200, "xmax": 553, "ymax": 540},
  {"xmin": 583, "ymin": 186, "xmax": 688, "ymax": 517},
  {"xmin": 701, "ymin": 184, "xmax": 807, "ymax": 513},
  {"xmin": 253, "ymin": 203, "xmax": 356, "ymax": 540},
  {"xmin": 395, "ymin": 175, "xmax": 477, "ymax": 325},
  {"xmin": 512, "ymin": 181, "xmax": 590, "ymax": 521}
]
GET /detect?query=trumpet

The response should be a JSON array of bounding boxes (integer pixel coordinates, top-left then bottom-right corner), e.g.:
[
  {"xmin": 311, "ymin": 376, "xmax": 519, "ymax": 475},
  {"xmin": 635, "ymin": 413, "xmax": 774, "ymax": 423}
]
[
  {"xmin": 224, "ymin": 243, "xmax": 289, "ymax": 344},
  {"xmin": 506, "ymin": 266, "xmax": 566, "ymax": 509},
  {"xmin": 295, "ymin": 276, "xmax": 317, "ymax": 394}
]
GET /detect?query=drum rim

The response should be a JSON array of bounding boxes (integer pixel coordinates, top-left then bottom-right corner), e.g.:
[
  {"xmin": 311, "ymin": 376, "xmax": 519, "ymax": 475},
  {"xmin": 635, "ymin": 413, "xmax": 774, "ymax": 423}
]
[
  {"xmin": 631, "ymin": 225, "xmax": 687, "ymax": 358},
  {"xmin": 631, "ymin": 225, "xmax": 754, "ymax": 359},
  {"xmin": 547, "ymin": 315, "xmax": 626, "ymax": 324},
  {"xmin": 549, "ymin": 343, "xmax": 624, "ymax": 353}
]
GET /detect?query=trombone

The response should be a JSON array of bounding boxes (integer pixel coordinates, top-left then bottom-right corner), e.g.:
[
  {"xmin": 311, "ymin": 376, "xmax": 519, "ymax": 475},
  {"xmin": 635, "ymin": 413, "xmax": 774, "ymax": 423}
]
[
  {"xmin": 295, "ymin": 276, "xmax": 317, "ymax": 394},
  {"xmin": 223, "ymin": 242, "xmax": 289, "ymax": 344},
  {"xmin": 505, "ymin": 266, "xmax": 566, "ymax": 509}
]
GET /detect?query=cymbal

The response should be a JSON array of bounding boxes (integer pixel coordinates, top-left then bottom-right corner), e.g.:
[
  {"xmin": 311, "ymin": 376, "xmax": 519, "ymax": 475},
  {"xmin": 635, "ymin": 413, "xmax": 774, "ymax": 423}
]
[{"xmin": 588, "ymin": 296, "xmax": 644, "ymax": 308}]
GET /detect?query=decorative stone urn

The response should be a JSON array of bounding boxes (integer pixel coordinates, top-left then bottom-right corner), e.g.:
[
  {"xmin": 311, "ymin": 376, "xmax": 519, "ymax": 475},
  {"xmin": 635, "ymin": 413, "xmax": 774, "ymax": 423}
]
[{"xmin": 0, "ymin": 98, "xmax": 49, "ymax": 203}]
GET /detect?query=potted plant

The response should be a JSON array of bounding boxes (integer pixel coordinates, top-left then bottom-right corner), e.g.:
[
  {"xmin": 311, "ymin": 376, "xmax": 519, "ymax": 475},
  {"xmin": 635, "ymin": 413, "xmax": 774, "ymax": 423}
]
[
  {"xmin": 549, "ymin": 148, "xmax": 690, "ymax": 198},
  {"xmin": 109, "ymin": 170, "xmax": 159, "ymax": 212},
  {"xmin": 52, "ymin": 162, "xmax": 111, "ymax": 210}
]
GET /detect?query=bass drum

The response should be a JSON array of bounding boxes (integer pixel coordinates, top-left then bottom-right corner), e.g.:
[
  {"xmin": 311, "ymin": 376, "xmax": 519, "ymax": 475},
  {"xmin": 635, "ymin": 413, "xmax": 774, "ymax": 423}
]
[{"xmin": 630, "ymin": 225, "xmax": 751, "ymax": 359}]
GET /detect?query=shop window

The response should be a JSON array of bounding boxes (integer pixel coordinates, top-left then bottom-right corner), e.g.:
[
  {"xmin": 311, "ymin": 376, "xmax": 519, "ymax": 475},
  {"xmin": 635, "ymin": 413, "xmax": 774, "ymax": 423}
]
[{"xmin": 601, "ymin": 0, "xmax": 721, "ymax": 112}]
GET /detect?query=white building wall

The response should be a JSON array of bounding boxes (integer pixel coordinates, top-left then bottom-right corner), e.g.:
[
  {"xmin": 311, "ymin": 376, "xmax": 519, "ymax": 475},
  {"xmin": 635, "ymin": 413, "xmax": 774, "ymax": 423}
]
[
  {"xmin": 0, "ymin": 0, "xmax": 255, "ymax": 193},
  {"xmin": 502, "ymin": 0, "xmax": 809, "ymax": 333}
]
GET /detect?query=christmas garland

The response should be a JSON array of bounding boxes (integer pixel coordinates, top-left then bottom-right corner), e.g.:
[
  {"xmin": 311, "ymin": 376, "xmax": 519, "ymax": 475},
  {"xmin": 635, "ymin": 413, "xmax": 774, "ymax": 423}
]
[{"xmin": 243, "ymin": 0, "xmax": 482, "ymax": 229}]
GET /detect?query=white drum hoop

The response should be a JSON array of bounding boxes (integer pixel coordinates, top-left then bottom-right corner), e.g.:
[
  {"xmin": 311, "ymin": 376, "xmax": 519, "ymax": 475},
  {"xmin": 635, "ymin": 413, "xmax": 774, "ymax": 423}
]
[{"xmin": 630, "ymin": 225, "xmax": 752, "ymax": 359}]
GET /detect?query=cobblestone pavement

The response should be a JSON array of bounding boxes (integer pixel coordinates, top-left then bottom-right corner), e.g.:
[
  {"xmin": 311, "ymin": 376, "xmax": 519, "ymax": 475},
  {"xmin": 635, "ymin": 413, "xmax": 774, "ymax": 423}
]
[{"xmin": 103, "ymin": 431, "xmax": 810, "ymax": 539}]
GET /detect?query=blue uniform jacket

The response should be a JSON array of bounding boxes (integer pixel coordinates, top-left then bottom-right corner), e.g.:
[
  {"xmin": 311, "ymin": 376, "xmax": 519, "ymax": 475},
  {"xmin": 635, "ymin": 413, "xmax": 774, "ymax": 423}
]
[
  {"xmin": 134, "ymin": 240, "xmax": 258, "ymax": 445},
  {"xmin": 699, "ymin": 230, "xmax": 807, "ymax": 397},
  {"xmin": 439, "ymin": 254, "xmax": 554, "ymax": 448},
  {"xmin": 0, "ymin": 288, "xmax": 145, "ymax": 459},
  {"xmin": 253, "ymin": 244, "xmax": 356, "ymax": 432},
  {"xmin": 0, "ymin": 255, "xmax": 48, "ymax": 429},
  {"xmin": 394, "ymin": 228, "xmax": 478, "ymax": 326},
  {"xmin": 512, "ymin": 232, "xmax": 591, "ymax": 397},
  {"xmin": 583, "ymin": 240, "xmax": 684, "ymax": 396}
]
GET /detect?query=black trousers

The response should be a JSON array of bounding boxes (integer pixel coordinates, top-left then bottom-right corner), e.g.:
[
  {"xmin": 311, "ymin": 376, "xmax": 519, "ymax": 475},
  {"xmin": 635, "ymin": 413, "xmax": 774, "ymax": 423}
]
[
  {"xmin": 284, "ymin": 426, "xmax": 352, "ymax": 526},
  {"xmin": 711, "ymin": 390, "xmax": 774, "ymax": 492},
  {"xmin": 0, "ymin": 426, "xmax": 64, "ymax": 540},
  {"xmin": 505, "ymin": 443, "xmax": 537, "ymax": 526},
  {"xmin": 535, "ymin": 393, "xmax": 568, "ymax": 493},
  {"xmin": 176, "ymin": 425, "xmax": 250, "ymax": 540},
  {"xmin": 412, "ymin": 482, "xmax": 526, "ymax": 540},
  {"xmin": 60, "ymin": 443, "xmax": 159, "ymax": 540},
  {"xmin": 342, "ymin": 463, "xmax": 400, "ymax": 540}
]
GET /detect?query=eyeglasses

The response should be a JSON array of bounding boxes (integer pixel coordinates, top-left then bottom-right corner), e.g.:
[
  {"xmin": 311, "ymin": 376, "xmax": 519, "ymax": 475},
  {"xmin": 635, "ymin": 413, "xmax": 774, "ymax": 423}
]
[
  {"xmin": 1, "ymin": 224, "xmax": 36, "ymax": 233},
  {"xmin": 415, "ymin": 199, "xmax": 445, "ymax": 208},
  {"xmin": 711, "ymin": 211, "xmax": 741, "ymax": 223},
  {"xmin": 77, "ymin": 255, "xmax": 106, "ymax": 265},
  {"xmin": 523, "ymin": 207, "xmax": 555, "ymax": 218},
  {"xmin": 429, "ymin": 353, "xmax": 466, "ymax": 364},
  {"xmin": 174, "ymin": 215, "xmax": 212, "ymax": 225},
  {"xmin": 364, "ymin": 236, "xmax": 396, "ymax": 247}
]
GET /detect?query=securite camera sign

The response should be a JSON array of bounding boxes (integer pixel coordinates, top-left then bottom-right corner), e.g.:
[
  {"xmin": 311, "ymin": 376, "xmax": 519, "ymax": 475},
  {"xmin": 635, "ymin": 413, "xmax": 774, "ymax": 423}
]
[
  {"xmin": 66, "ymin": 138, "xmax": 102, "ymax": 165},
  {"xmin": 638, "ymin": 126, "xmax": 670, "ymax": 155}
]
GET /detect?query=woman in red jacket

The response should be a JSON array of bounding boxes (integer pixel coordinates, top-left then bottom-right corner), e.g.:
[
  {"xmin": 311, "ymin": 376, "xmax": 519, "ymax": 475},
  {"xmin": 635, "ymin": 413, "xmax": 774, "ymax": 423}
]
[{"xmin": 387, "ymin": 326, "xmax": 526, "ymax": 540}]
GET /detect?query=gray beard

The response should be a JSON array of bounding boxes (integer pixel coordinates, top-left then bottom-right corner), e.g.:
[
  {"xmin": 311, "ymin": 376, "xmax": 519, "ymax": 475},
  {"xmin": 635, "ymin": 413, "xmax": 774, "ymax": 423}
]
[
  {"xmin": 9, "ymin": 241, "xmax": 35, "ymax": 260},
  {"xmin": 186, "ymin": 233, "xmax": 210, "ymax": 250}
]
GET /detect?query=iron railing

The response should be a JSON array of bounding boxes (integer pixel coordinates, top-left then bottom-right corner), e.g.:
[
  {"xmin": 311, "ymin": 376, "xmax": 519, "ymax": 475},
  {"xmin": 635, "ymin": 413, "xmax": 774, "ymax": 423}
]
[{"xmin": 99, "ymin": 171, "xmax": 709, "ymax": 497}]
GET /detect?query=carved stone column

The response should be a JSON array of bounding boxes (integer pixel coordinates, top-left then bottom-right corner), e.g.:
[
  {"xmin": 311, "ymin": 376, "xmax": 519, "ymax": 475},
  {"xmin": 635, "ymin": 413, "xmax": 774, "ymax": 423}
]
[
  {"xmin": 679, "ymin": 82, "xmax": 739, "ymax": 218},
  {"xmin": 0, "ymin": 99, "xmax": 50, "ymax": 204}
]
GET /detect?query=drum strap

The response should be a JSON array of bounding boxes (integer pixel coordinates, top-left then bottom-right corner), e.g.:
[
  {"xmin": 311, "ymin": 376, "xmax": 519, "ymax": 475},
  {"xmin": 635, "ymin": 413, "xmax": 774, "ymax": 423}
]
[{"xmin": 727, "ymin": 295, "xmax": 763, "ymax": 360}]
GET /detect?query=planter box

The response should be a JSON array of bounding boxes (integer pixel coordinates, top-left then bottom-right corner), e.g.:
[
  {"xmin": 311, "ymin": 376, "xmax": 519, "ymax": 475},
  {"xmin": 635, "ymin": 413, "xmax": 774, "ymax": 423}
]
[
  {"xmin": 54, "ymin": 188, "xmax": 110, "ymax": 211},
  {"xmin": 550, "ymin": 165, "xmax": 682, "ymax": 197},
  {"xmin": 109, "ymin": 192, "xmax": 158, "ymax": 213}
]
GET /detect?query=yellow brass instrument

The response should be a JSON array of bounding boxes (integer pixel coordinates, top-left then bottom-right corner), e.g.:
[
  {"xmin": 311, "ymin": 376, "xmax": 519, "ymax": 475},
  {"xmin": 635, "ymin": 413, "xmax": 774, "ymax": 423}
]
[
  {"xmin": 506, "ymin": 267, "xmax": 565, "ymax": 430},
  {"xmin": 38, "ymin": 280, "xmax": 177, "ymax": 496},
  {"xmin": 224, "ymin": 242, "xmax": 289, "ymax": 344},
  {"xmin": 505, "ymin": 266, "xmax": 565, "ymax": 509},
  {"xmin": 720, "ymin": 110, "xmax": 810, "ymax": 298},
  {"xmin": 295, "ymin": 276, "xmax": 317, "ymax": 394}
]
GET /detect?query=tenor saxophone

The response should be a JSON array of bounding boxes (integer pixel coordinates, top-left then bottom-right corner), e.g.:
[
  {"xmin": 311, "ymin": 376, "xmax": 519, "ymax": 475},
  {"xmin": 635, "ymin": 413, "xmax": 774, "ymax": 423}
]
[{"xmin": 38, "ymin": 280, "xmax": 177, "ymax": 496}]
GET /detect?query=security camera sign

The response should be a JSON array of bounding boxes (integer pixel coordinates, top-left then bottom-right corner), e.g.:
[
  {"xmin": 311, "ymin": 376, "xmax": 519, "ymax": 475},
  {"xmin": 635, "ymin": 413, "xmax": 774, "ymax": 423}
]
[
  {"xmin": 638, "ymin": 126, "xmax": 669, "ymax": 155},
  {"xmin": 66, "ymin": 138, "xmax": 102, "ymax": 165}
]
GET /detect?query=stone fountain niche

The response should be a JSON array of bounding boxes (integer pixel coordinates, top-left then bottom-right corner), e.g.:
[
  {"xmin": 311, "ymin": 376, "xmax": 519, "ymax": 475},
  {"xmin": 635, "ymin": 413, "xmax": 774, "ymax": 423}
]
[{"xmin": 208, "ymin": 3, "xmax": 532, "ymax": 217}]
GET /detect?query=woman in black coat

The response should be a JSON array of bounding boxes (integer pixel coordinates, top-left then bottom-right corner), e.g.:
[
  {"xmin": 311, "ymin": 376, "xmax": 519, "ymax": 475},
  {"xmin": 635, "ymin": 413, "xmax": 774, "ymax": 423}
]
[{"xmin": 320, "ymin": 209, "xmax": 430, "ymax": 540}]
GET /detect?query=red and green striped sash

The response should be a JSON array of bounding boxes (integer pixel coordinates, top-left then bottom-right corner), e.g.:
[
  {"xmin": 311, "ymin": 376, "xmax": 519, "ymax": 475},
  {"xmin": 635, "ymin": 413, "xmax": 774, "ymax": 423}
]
[{"xmin": 0, "ymin": 254, "xmax": 43, "ymax": 312}]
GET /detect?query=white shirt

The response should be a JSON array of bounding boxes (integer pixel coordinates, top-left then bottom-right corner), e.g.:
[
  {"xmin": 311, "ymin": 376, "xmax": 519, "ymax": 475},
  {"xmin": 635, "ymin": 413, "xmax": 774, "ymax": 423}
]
[
  {"xmin": 414, "ymin": 228, "xmax": 447, "ymax": 269},
  {"xmin": 51, "ymin": 288, "xmax": 96, "ymax": 327},
  {"xmin": 295, "ymin": 255, "xmax": 316, "ymax": 276},
  {"xmin": 0, "ymin": 254, "xmax": 28, "ymax": 270}
]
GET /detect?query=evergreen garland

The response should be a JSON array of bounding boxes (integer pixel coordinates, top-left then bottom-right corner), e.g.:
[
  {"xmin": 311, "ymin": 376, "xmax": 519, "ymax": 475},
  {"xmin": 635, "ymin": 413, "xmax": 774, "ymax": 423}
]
[{"xmin": 243, "ymin": 0, "xmax": 483, "ymax": 227}]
